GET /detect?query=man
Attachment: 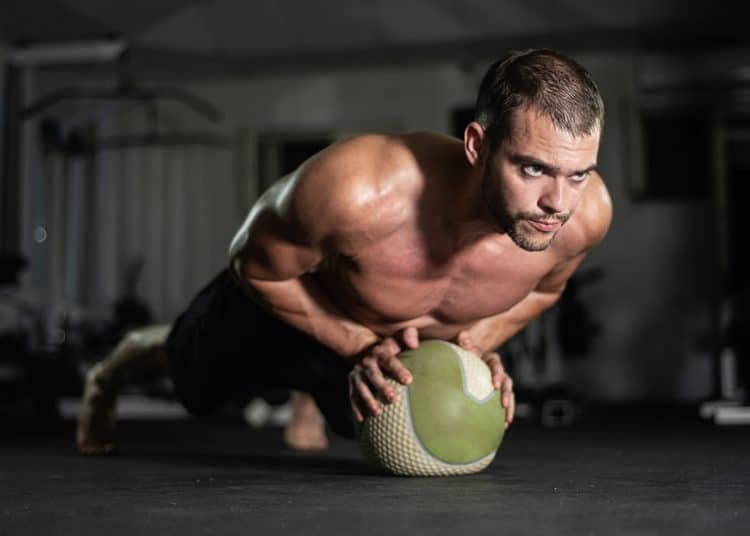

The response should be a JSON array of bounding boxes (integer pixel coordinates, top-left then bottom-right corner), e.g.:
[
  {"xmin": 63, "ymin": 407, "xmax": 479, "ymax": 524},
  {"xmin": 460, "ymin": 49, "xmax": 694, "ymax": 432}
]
[{"xmin": 77, "ymin": 48, "xmax": 612, "ymax": 454}]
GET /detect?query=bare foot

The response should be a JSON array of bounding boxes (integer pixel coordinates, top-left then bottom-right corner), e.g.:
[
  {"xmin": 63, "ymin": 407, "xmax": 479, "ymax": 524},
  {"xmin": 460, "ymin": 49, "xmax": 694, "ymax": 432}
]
[
  {"xmin": 283, "ymin": 392, "xmax": 329, "ymax": 452},
  {"xmin": 76, "ymin": 365, "xmax": 118, "ymax": 455}
]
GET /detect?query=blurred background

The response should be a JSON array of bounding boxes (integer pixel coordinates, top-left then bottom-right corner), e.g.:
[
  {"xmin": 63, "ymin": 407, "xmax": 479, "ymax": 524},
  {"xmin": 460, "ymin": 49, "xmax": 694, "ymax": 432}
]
[{"xmin": 1, "ymin": 0, "xmax": 748, "ymax": 427}]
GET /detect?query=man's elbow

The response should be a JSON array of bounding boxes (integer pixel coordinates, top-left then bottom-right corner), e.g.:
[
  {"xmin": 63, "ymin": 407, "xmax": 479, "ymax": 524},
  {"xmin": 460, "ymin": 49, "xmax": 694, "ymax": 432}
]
[
  {"xmin": 228, "ymin": 255, "xmax": 270, "ymax": 295},
  {"xmin": 228, "ymin": 255, "xmax": 246, "ymax": 286},
  {"xmin": 538, "ymin": 285, "xmax": 565, "ymax": 312},
  {"xmin": 228, "ymin": 258, "xmax": 269, "ymax": 305}
]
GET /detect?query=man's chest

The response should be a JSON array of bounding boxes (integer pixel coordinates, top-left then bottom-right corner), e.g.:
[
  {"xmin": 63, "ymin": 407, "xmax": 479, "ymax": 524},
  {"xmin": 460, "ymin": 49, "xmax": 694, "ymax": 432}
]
[{"xmin": 331, "ymin": 230, "xmax": 555, "ymax": 325}]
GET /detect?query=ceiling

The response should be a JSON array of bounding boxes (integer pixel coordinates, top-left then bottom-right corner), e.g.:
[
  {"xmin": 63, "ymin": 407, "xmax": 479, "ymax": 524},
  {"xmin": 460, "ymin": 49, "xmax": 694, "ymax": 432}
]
[{"xmin": 1, "ymin": 0, "xmax": 749, "ymax": 79}]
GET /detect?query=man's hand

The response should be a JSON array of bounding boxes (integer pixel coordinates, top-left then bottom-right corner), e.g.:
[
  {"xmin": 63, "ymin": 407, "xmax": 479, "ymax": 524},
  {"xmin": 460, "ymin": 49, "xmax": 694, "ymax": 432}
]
[
  {"xmin": 455, "ymin": 331, "xmax": 515, "ymax": 428},
  {"xmin": 348, "ymin": 327, "xmax": 419, "ymax": 422}
]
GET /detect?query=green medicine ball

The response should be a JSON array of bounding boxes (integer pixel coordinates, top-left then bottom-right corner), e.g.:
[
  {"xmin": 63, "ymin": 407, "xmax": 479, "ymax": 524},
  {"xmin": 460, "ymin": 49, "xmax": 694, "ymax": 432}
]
[{"xmin": 357, "ymin": 340, "xmax": 505, "ymax": 476}]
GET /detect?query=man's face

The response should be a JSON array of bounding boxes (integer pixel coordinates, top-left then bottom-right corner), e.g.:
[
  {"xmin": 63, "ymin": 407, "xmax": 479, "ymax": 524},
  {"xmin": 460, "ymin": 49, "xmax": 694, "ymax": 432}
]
[{"xmin": 481, "ymin": 107, "xmax": 600, "ymax": 252}]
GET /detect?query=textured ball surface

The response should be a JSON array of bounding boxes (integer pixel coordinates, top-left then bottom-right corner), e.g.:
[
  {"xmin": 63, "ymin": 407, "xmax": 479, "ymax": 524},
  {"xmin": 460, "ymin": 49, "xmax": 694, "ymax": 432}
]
[{"xmin": 357, "ymin": 340, "xmax": 505, "ymax": 476}]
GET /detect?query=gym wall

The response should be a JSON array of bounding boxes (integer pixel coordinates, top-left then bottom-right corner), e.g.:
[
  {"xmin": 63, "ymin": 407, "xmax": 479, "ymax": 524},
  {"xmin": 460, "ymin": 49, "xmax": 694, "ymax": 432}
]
[
  {"xmin": 22, "ymin": 47, "xmax": 730, "ymax": 403},
  {"xmin": 179, "ymin": 52, "xmax": 717, "ymax": 402}
]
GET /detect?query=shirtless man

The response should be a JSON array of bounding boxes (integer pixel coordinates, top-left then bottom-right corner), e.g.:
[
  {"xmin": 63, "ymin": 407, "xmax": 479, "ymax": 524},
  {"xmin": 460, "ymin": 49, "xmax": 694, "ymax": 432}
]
[{"xmin": 77, "ymin": 48, "xmax": 612, "ymax": 454}]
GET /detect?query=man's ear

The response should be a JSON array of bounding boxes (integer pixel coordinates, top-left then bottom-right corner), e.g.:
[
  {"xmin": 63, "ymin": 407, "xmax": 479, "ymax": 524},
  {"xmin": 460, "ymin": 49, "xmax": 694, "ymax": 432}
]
[{"xmin": 464, "ymin": 122, "xmax": 487, "ymax": 167}]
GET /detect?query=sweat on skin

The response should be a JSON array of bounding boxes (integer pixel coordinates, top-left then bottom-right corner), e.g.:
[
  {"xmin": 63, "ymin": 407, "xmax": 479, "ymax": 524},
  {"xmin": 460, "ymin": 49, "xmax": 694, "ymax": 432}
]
[{"xmin": 228, "ymin": 107, "xmax": 612, "ymax": 428}]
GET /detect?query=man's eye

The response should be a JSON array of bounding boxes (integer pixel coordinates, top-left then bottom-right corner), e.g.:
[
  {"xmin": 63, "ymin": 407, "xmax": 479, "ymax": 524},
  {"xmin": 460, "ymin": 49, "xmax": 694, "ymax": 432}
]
[
  {"xmin": 571, "ymin": 172, "xmax": 589, "ymax": 182},
  {"xmin": 522, "ymin": 165, "xmax": 543, "ymax": 177}
]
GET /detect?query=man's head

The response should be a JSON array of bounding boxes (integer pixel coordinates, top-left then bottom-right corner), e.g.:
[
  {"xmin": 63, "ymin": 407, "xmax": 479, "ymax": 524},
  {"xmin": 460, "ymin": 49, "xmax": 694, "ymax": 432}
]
[{"xmin": 464, "ymin": 49, "xmax": 604, "ymax": 251}]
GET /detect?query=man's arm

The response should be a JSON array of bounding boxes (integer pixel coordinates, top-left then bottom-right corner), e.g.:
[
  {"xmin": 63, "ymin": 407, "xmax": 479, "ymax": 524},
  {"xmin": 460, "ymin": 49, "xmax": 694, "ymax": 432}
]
[
  {"xmin": 229, "ymin": 179, "xmax": 378, "ymax": 357},
  {"xmin": 457, "ymin": 172, "xmax": 613, "ymax": 427},
  {"xmin": 453, "ymin": 251, "xmax": 590, "ymax": 428},
  {"xmin": 231, "ymin": 135, "xmax": 425, "ymax": 421},
  {"xmin": 462, "ymin": 170, "xmax": 613, "ymax": 352},
  {"xmin": 228, "ymin": 136, "xmax": 403, "ymax": 358},
  {"xmin": 460, "ymin": 251, "xmax": 587, "ymax": 352}
]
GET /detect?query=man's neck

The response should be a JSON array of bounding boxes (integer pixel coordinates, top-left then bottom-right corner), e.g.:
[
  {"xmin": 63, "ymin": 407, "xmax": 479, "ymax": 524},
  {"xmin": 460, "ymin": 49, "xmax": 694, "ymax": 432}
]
[{"xmin": 440, "ymin": 156, "xmax": 499, "ymax": 248}]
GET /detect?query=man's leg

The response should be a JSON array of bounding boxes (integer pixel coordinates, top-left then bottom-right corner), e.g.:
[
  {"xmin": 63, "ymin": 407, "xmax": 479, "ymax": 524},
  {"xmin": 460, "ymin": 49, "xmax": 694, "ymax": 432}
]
[
  {"xmin": 76, "ymin": 325, "xmax": 171, "ymax": 455},
  {"xmin": 165, "ymin": 270, "xmax": 354, "ymax": 447},
  {"xmin": 76, "ymin": 326, "xmax": 330, "ymax": 454},
  {"xmin": 78, "ymin": 270, "xmax": 352, "ymax": 453}
]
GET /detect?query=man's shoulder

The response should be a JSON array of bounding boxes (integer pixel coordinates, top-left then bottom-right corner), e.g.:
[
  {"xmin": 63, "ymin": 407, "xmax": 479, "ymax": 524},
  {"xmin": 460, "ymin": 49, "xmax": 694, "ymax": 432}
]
[
  {"xmin": 300, "ymin": 133, "xmax": 416, "ymax": 191},
  {"xmin": 291, "ymin": 133, "xmax": 421, "ymax": 245},
  {"xmin": 554, "ymin": 171, "xmax": 613, "ymax": 257}
]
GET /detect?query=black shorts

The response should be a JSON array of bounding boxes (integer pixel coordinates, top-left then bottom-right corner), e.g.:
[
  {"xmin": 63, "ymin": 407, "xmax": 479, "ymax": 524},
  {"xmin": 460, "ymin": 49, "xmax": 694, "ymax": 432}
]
[{"xmin": 165, "ymin": 270, "xmax": 355, "ymax": 438}]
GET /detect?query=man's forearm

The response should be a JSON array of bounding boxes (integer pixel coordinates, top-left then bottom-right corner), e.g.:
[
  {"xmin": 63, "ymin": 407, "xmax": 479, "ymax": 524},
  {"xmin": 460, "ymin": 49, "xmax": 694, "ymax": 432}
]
[
  {"xmin": 233, "ymin": 265, "xmax": 378, "ymax": 357},
  {"xmin": 465, "ymin": 290, "xmax": 562, "ymax": 352}
]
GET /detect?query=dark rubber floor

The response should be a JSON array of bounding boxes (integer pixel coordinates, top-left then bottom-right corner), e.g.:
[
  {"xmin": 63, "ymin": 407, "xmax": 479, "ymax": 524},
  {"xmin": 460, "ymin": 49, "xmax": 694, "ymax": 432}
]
[{"xmin": 1, "ymin": 405, "xmax": 749, "ymax": 535}]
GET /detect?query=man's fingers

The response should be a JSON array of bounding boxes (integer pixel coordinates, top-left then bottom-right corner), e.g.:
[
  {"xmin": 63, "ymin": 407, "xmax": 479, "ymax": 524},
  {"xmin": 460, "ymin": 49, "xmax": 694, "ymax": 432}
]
[
  {"xmin": 494, "ymin": 373, "xmax": 514, "ymax": 428},
  {"xmin": 457, "ymin": 331, "xmax": 482, "ymax": 356},
  {"xmin": 400, "ymin": 327, "xmax": 419, "ymax": 349},
  {"xmin": 350, "ymin": 366, "xmax": 384, "ymax": 417},
  {"xmin": 482, "ymin": 352, "xmax": 504, "ymax": 389},
  {"xmin": 350, "ymin": 392, "xmax": 365, "ymax": 422},
  {"xmin": 377, "ymin": 353, "xmax": 412, "ymax": 385},
  {"xmin": 357, "ymin": 377, "xmax": 382, "ymax": 417},
  {"xmin": 348, "ymin": 373, "xmax": 365, "ymax": 422},
  {"xmin": 479, "ymin": 351, "xmax": 515, "ymax": 426},
  {"xmin": 377, "ymin": 337, "xmax": 400, "ymax": 357},
  {"xmin": 361, "ymin": 357, "xmax": 400, "ymax": 402},
  {"xmin": 457, "ymin": 331, "xmax": 471, "ymax": 348},
  {"xmin": 501, "ymin": 375, "xmax": 514, "ymax": 407}
]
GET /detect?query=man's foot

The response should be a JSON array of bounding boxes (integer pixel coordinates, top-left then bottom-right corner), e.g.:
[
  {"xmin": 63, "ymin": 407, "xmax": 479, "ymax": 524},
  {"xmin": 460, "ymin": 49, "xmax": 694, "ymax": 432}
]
[
  {"xmin": 76, "ymin": 364, "xmax": 118, "ymax": 455},
  {"xmin": 283, "ymin": 392, "xmax": 329, "ymax": 451}
]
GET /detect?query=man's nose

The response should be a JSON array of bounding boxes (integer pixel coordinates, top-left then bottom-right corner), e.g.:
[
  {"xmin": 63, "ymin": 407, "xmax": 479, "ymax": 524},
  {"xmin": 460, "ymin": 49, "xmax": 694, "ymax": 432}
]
[{"xmin": 539, "ymin": 178, "xmax": 566, "ymax": 214}]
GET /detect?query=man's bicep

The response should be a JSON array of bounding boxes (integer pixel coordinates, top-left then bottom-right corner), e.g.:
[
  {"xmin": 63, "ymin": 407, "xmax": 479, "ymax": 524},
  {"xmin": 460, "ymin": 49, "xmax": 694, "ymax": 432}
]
[
  {"xmin": 230, "ymin": 137, "xmax": 394, "ymax": 282},
  {"xmin": 232, "ymin": 208, "xmax": 324, "ymax": 282}
]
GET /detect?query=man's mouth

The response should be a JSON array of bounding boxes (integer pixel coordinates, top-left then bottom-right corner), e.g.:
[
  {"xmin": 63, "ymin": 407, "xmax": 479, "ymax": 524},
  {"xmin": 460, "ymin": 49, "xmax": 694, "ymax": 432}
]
[{"xmin": 527, "ymin": 219, "xmax": 561, "ymax": 233}]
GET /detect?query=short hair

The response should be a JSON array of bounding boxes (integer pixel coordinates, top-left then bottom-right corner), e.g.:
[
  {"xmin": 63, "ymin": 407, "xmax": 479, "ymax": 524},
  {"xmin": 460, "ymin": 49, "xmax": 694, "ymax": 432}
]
[{"xmin": 474, "ymin": 49, "xmax": 604, "ymax": 147}]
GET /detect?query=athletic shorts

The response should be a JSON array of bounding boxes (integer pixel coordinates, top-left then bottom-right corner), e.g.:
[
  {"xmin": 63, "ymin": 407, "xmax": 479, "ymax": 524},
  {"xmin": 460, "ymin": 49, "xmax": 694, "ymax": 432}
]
[{"xmin": 164, "ymin": 269, "xmax": 355, "ymax": 438}]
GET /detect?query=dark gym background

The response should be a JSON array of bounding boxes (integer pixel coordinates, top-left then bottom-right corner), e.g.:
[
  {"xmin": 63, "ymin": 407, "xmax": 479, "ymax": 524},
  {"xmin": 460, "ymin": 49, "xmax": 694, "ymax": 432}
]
[{"xmin": 1, "ymin": 1, "xmax": 748, "ymax": 534}]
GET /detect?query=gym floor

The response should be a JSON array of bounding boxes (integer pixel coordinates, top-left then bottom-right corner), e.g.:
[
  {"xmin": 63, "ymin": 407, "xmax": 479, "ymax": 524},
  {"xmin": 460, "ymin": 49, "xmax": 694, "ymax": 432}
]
[{"xmin": 2, "ymin": 405, "xmax": 748, "ymax": 535}]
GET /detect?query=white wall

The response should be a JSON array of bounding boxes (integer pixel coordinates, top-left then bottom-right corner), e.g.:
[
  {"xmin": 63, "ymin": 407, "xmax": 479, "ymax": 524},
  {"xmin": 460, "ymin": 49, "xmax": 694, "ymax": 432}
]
[{"xmin": 185, "ymin": 54, "xmax": 720, "ymax": 401}]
